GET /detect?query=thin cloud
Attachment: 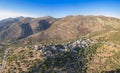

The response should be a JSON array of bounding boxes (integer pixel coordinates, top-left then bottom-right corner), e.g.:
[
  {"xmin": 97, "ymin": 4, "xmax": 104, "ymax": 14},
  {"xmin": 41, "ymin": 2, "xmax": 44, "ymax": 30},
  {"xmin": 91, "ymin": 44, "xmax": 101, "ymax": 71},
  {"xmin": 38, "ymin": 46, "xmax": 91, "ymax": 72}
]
[{"xmin": 0, "ymin": 10, "xmax": 37, "ymax": 20}]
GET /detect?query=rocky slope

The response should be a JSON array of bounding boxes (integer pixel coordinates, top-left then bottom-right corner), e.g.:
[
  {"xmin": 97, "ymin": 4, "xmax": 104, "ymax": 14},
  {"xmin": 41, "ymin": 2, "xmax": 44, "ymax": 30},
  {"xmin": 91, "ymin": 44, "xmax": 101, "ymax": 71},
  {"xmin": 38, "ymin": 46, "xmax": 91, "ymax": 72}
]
[{"xmin": 0, "ymin": 15, "xmax": 120, "ymax": 44}]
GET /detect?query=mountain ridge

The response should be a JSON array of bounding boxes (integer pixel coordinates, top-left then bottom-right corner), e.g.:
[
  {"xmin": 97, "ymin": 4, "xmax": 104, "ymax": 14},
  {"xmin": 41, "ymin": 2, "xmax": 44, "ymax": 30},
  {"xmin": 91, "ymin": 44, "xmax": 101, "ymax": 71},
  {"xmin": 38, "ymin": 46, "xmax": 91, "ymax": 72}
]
[{"xmin": 0, "ymin": 15, "xmax": 120, "ymax": 44}]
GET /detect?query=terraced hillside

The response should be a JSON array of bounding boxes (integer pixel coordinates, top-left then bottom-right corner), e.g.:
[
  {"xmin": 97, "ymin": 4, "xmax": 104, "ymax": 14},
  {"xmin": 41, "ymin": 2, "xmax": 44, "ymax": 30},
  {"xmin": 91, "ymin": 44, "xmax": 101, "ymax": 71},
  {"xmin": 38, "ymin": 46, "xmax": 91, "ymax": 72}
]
[
  {"xmin": 3, "ymin": 41, "xmax": 102, "ymax": 73},
  {"xmin": 87, "ymin": 29, "xmax": 120, "ymax": 73}
]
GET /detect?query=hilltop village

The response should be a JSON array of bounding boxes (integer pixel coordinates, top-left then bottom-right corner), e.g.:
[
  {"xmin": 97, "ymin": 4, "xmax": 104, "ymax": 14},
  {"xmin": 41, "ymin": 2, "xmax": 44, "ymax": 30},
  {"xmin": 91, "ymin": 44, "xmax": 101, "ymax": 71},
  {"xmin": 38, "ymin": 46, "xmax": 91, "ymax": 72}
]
[{"xmin": 31, "ymin": 39, "xmax": 94, "ymax": 57}]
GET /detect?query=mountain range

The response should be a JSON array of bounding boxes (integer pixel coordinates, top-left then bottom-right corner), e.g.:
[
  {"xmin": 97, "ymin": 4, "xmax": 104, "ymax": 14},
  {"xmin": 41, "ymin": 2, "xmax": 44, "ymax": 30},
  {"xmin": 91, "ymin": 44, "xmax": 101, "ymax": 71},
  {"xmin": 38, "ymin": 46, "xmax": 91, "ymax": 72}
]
[{"xmin": 0, "ymin": 15, "xmax": 120, "ymax": 44}]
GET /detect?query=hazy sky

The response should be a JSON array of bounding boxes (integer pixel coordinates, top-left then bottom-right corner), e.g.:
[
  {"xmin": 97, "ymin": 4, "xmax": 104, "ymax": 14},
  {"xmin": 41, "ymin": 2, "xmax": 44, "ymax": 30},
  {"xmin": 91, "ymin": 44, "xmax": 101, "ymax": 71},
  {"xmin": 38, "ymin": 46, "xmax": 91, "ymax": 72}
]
[{"xmin": 0, "ymin": 0, "xmax": 120, "ymax": 19}]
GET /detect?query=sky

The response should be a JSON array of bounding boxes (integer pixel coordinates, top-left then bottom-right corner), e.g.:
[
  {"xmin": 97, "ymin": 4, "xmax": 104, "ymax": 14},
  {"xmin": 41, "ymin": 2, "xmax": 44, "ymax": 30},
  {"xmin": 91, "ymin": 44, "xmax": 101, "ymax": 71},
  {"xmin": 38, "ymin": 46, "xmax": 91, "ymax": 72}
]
[{"xmin": 0, "ymin": 0, "xmax": 120, "ymax": 20}]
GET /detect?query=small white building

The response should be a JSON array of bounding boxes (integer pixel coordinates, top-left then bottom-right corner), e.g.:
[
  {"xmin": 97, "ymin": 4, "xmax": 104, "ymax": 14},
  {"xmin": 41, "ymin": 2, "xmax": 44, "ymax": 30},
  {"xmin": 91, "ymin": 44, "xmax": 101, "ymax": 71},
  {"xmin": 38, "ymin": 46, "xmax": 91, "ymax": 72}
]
[{"xmin": 34, "ymin": 45, "xmax": 39, "ymax": 51}]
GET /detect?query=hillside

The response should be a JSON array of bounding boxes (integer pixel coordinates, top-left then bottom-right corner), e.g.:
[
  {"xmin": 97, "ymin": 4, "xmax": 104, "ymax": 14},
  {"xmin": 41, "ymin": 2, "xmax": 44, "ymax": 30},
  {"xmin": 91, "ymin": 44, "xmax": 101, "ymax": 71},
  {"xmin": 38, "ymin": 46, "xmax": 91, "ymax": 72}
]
[
  {"xmin": 0, "ymin": 15, "xmax": 120, "ymax": 44},
  {"xmin": 0, "ymin": 15, "xmax": 120, "ymax": 73},
  {"xmin": 2, "ymin": 30, "xmax": 120, "ymax": 73}
]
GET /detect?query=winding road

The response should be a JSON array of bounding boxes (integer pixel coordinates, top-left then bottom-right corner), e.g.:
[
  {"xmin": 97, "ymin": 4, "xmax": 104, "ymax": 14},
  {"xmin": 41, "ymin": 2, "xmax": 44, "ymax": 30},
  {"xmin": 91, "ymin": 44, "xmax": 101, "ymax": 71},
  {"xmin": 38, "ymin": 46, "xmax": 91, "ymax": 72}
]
[{"xmin": 0, "ymin": 48, "xmax": 11, "ymax": 73}]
